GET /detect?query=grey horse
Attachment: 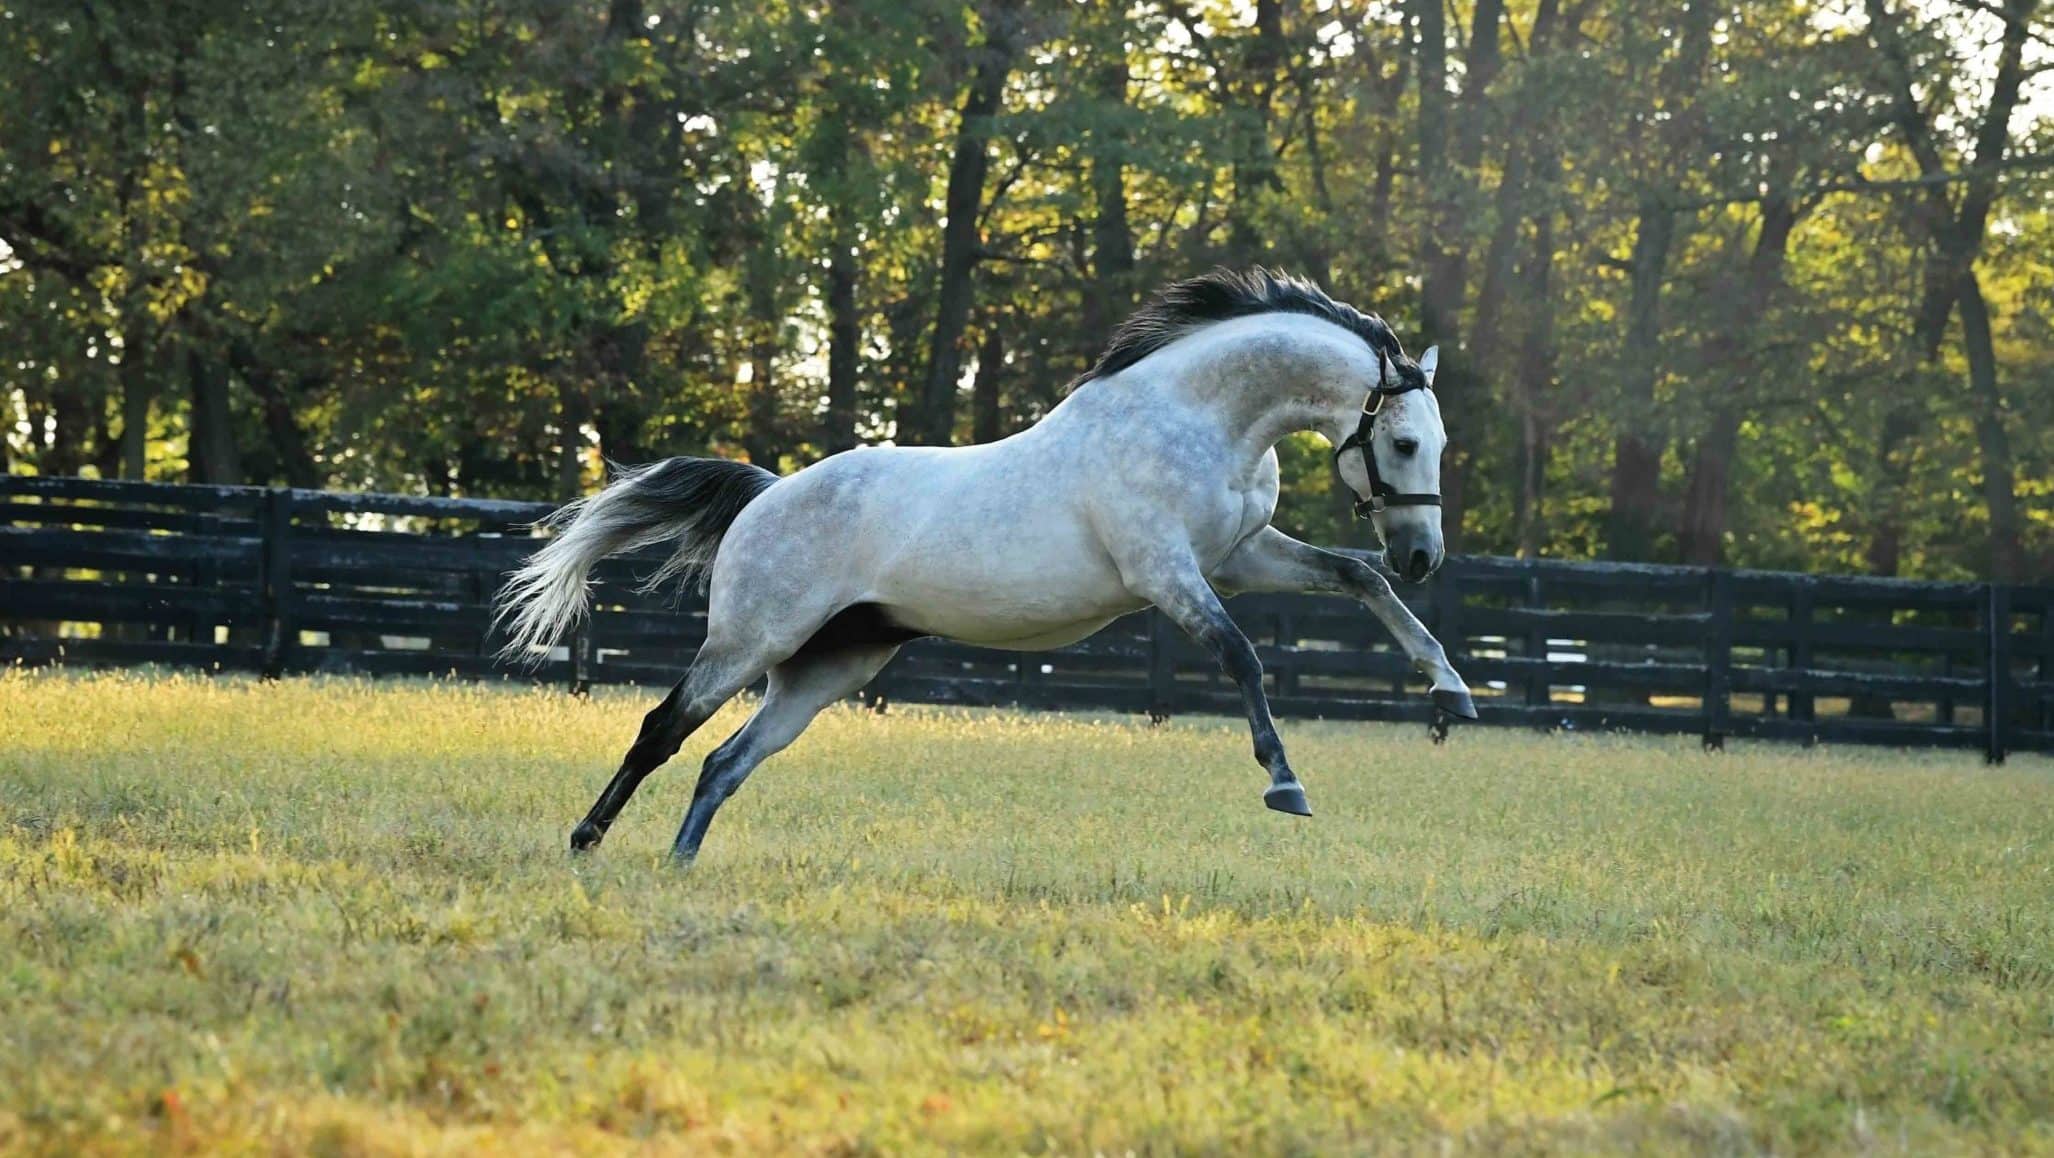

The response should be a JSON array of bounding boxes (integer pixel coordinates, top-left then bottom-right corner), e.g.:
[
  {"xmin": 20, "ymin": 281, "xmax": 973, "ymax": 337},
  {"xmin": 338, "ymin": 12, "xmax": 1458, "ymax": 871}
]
[{"xmin": 498, "ymin": 269, "xmax": 1476, "ymax": 862}]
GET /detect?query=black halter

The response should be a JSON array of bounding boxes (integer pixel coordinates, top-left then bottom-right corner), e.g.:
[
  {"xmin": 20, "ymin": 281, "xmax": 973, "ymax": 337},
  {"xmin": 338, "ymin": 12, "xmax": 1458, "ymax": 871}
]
[{"xmin": 1332, "ymin": 359, "xmax": 1440, "ymax": 520}]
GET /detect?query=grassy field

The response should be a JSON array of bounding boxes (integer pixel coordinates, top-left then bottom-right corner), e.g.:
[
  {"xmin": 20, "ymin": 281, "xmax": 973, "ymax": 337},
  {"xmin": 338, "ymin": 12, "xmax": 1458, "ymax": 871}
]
[{"xmin": 2, "ymin": 670, "xmax": 2051, "ymax": 1155}]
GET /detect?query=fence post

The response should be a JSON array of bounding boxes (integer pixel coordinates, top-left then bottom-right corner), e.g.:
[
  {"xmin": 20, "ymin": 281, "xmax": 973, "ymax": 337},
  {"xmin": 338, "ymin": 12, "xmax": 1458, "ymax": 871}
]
[
  {"xmin": 473, "ymin": 565, "xmax": 496, "ymax": 659},
  {"xmin": 569, "ymin": 621, "xmax": 593, "ymax": 696},
  {"xmin": 1787, "ymin": 582, "xmax": 1814, "ymax": 733},
  {"xmin": 1523, "ymin": 567, "xmax": 1549, "ymax": 715},
  {"xmin": 1703, "ymin": 568, "xmax": 1733, "ymax": 751},
  {"xmin": 1276, "ymin": 606, "xmax": 1299, "ymax": 698},
  {"xmin": 1985, "ymin": 583, "xmax": 2010, "ymax": 765},
  {"xmin": 260, "ymin": 488, "xmax": 295, "ymax": 678},
  {"xmin": 188, "ymin": 502, "xmax": 216, "ymax": 648},
  {"xmin": 1428, "ymin": 565, "xmax": 1464, "ymax": 742},
  {"xmin": 1437, "ymin": 564, "xmax": 1464, "ymax": 676},
  {"xmin": 1147, "ymin": 610, "xmax": 1175, "ymax": 723},
  {"xmin": 2039, "ymin": 599, "xmax": 2052, "ymax": 738}
]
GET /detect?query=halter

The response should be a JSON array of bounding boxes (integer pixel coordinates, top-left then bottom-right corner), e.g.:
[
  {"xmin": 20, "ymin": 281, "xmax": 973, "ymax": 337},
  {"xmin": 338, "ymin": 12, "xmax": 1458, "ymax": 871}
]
[{"xmin": 1332, "ymin": 352, "xmax": 1440, "ymax": 519}]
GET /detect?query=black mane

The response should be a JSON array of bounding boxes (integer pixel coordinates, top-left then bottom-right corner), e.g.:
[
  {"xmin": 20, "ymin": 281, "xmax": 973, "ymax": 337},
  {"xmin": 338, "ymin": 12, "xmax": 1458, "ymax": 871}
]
[{"xmin": 1076, "ymin": 268, "xmax": 1421, "ymax": 387}]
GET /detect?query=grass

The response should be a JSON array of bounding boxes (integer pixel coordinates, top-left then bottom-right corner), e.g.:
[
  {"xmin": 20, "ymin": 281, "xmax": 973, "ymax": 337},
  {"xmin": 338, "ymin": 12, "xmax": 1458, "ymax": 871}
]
[{"xmin": 1, "ymin": 670, "xmax": 2051, "ymax": 1155}]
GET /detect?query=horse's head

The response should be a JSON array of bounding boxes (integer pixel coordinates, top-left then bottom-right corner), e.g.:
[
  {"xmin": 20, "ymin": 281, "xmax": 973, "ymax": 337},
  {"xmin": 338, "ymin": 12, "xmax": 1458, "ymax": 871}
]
[{"xmin": 1334, "ymin": 345, "xmax": 1445, "ymax": 583}]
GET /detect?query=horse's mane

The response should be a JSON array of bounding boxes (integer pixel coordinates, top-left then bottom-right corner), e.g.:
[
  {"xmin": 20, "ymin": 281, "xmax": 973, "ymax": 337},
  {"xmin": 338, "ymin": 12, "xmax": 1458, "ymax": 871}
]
[{"xmin": 1074, "ymin": 268, "xmax": 1421, "ymax": 388}]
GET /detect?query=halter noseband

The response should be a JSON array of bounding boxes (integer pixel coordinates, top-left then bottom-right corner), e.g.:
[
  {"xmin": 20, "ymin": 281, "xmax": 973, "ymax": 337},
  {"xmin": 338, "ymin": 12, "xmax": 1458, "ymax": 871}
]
[{"xmin": 1332, "ymin": 353, "xmax": 1440, "ymax": 520}]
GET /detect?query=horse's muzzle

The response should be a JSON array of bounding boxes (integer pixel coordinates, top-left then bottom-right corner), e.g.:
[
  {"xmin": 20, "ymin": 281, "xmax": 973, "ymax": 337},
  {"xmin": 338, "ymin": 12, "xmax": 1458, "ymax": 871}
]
[{"xmin": 1386, "ymin": 531, "xmax": 1443, "ymax": 583}]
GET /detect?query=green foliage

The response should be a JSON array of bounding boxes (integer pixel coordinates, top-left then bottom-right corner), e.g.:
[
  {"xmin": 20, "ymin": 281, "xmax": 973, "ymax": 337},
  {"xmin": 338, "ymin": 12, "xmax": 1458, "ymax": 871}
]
[
  {"xmin": 1, "ymin": 1, "xmax": 2049, "ymax": 576},
  {"xmin": 3, "ymin": 671, "xmax": 2053, "ymax": 1151}
]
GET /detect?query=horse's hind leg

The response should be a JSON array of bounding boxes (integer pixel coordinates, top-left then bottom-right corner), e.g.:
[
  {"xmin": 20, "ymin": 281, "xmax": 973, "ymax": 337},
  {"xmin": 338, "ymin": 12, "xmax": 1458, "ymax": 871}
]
[
  {"xmin": 569, "ymin": 638, "xmax": 780, "ymax": 853},
  {"xmin": 671, "ymin": 644, "xmax": 899, "ymax": 863}
]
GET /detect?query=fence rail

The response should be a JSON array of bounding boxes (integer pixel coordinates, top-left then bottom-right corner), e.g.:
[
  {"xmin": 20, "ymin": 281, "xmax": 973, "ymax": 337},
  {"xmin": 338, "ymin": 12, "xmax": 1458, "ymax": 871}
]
[{"xmin": 3, "ymin": 475, "xmax": 2049, "ymax": 760}]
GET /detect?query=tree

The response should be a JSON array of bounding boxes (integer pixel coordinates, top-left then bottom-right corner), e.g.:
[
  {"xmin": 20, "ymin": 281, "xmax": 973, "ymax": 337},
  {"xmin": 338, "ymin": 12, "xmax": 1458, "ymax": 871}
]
[
  {"xmin": 4, "ymin": 0, "xmax": 2050, "ymax": 581},
  {"xmin": 906, "ymin": 0, "xmax": 1022, "ymax": 447}
]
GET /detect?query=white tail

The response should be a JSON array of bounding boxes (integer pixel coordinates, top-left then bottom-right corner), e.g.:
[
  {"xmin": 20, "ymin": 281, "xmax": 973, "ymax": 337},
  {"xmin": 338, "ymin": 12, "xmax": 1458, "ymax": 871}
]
[{"xmin": 494, "ymin": 457, "xmax": 777, "ymax": 664}]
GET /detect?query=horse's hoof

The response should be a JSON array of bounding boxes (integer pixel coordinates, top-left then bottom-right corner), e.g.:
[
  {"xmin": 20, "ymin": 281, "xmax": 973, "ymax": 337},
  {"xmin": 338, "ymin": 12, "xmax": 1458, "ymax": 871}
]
[
  {"xmin": 569, "ymin": 822, "xmax": 604, "ymax": 853},
  {"xmin": 1264, "ymin": 782, "xmax": 1312, "ymax": 817},
  {"xmin": 1432, "ymin": 688, "xmax": 1479, "ymax": 720}
]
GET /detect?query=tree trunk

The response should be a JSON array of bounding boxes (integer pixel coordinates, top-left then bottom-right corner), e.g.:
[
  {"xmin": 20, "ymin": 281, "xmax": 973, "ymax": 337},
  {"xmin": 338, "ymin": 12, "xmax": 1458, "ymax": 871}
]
[
  {"xmin": 1946, "ymin": 0, "xmax": 2034, "ymax": 581},
  {"xmin": 910, "ymin": 0, "xmax": 1018, "ymax": 446},
  {"xmin": 1863, "ymin": 0, "xmax": 2036, "ymax": 580},
  {"xmin": 1412, "ymin": 0, "xmax": 1502, "ymax": 551},
  {"xmin": 186, "ymin": 345, "xmax": 243, "ymax": 486},
  {"xmin": 1605, "ymin": 1, "xmax": 1719, "ymax": 561},
  {"xmin": 1472, "ymin": 0, "xmax": 1574, "ymax": 364},
  {"xmin": 1364, "ymin": 26, "xmax": 1409, "ymax": 254},
  {"xmin": 1412, "ymin": 0, "xmax": 1458, "ymax": 534},
  {"xmin": 116, "ymin": 93, "xmax": 151, "ymax": 481},
  {"xmin": 1677, "ymin": 408, "xmax": 1739, "ymax": 566},
  {"xmin": 1511, "ymin": 211, "xmax": 1557, "ymax": 558},
  {"xmin": 1866, "ymin": 407, "xmax": 1917, "ymax": 578},
  {"xmin": 1470, "ymin": 132, "xmax": 1534, "ymax": 369},
  {"xmin": 1082, "ymin": 17, "xmax": 1135, "ymax": 361},
  {"xmin": 811, "ymin": 0, "xmax": 865, "ymax": 460},
  {"xmin": 1679, "ymin": 194, "xmax": 1799, "ymax": 566},
  {"xmin": 1957, "ymin": 271, "xmax": 2024, "ymax": 580},
  {"xmin": 971, "ymin": 320, "xmax": 1006, "ymax": 444},
  {"xmin": 1412, "ymin": 0, "xmax": 1451, "ymax": 335},
  {"xmin": 555, "ymin": 379, "xmax": 588, "ymax": 502},
  {"xmin": 92, "ymin": 403, "xmax": 121, "ymax": 478},
  {"xmin": 1453, "ymin": 0, "xmax": 1505, "ymax": 174},
  {"xmin": 45, "ymin": 384, "xmax": 93, "ymax": 477},
  {"xmin": 234, "ymin": 359, "xmax": 321, "ymax": 490},
  {"xmin": 1226, "ymin": 0, "xmax": 1286, "ymax": 265},
  {"xmin": 119, "ymin": 329, "xmax": 151, "ymax": 479},
  {"xmin": 593, "ymin": 396, "xmax": 647, "ymax": 470},
  {"xmin": 743, "ymin": 247, "xmax": 783, "ymax": 471},
  {"xmin": 1605, "ymin": 201, "xmax": 1676, "ymax": 562},
  {"xmin": 824, "ymin": 216, "xmax": 862, "ymax": 455},
  {"xmin": 224, "ymin": 336, "xmax": 321, "ymax": 488}
]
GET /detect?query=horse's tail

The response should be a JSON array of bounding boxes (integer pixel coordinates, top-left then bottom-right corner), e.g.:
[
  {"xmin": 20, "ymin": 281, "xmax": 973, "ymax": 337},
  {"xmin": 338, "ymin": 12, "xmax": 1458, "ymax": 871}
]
[{"xmin": 495, "ymin": 457, "xmax": 778, "ymax": 664}]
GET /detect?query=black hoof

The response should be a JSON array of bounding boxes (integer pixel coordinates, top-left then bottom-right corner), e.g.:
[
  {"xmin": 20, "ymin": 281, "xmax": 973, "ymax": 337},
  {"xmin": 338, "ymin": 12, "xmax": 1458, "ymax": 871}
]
[
  {"xmin": 1432, "ymin": 688, "xmax": 1479, "ymax": 720},
  {"xmin": 569, "ymin": 822, "xmax": 604, "ymax": 853},
  {"xmin": 1264, "ymin": 782, "xmax": 1312, "ymax": 817}
]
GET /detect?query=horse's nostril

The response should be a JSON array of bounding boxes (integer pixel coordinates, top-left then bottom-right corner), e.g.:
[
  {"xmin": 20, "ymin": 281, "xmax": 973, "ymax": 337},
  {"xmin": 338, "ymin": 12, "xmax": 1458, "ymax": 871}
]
[{"xmin": 1409, "ymin": 549, "xmax": 1431, "ymax": 579}]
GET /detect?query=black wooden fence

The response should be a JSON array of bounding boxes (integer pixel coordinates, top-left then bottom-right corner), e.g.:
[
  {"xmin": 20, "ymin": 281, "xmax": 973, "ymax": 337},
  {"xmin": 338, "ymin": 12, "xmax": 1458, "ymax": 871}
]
[{"xmin": 3, "ymin": 475, "xmax": 2049, "ymax": 761}]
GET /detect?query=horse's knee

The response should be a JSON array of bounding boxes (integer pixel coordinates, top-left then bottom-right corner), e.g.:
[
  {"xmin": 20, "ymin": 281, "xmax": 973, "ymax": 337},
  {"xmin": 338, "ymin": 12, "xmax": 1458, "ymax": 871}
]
[
  {"xmin": 691, "ymin": 749, "xmax": 751, "ymax": 806},
  {"xmin": 681, "ymin": 692, "xmax": 728, "ymax": 722},
  {"xmin": 1336, "ymin": 556, "xmax": 1384, "ymax": 592}
]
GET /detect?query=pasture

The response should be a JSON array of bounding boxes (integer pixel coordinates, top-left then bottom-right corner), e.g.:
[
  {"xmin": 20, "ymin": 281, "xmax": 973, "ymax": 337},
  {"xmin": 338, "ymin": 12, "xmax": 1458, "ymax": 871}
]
[{"xmin": 2, "ymin": 670, "xmax": 2051, "ymax": 1154}]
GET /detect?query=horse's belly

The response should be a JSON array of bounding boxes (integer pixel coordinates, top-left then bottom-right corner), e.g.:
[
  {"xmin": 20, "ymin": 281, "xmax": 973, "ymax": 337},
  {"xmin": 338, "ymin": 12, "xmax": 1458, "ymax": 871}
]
[
  {"xmin": 939, "ymin": 613, "xmax": 1131, "ymax": 652},
  {"xmin": 885, "ymin": 589, "xmax": 1143, "ymax": 651}
]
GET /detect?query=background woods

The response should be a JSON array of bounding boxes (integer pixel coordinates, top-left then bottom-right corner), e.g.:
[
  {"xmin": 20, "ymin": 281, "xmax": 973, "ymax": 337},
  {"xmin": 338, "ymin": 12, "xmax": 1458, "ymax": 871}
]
[{"xmin": 4, "ymin": 0, "xmax": 2052, "ymax": 580}]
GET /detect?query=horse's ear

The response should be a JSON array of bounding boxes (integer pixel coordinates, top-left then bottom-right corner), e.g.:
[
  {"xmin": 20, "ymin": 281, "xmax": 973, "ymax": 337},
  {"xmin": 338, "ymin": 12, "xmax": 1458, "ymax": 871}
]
[
  {"xmin": 1377, "ymin": 350, "xmax": 1396, "ymax": 388},
  {"xmin": 1419, "ymin": 345, "xmax": 1440, "ymax": 386}
]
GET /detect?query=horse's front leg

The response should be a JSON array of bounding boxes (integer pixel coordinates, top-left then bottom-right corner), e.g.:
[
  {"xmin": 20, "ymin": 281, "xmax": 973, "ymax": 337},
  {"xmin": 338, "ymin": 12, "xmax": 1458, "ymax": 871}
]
[
  {"xmin": 1212, "ymin": 527, "xmax": 1478, "ymax": 720},
  {"xmin": 1123, "ymin": 550, "xmax": 1311, "ymax": 816}
]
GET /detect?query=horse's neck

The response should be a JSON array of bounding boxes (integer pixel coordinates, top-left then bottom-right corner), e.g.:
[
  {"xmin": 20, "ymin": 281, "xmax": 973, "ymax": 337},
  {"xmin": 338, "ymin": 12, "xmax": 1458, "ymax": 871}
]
[{"xmin": 1145, "ymin": 314, "xmax": 1375, "ymax": 458}]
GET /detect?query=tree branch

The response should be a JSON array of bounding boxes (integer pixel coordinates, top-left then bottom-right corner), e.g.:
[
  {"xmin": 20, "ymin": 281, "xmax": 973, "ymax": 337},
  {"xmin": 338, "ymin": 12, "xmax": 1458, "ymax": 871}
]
[
  {"xmin": 1658, "ymin": 153, "xmax": 2054, "ymax": 213},
  {"xmin": 0, "ymin": 200, "xmax": 105, "ymax": 283}
]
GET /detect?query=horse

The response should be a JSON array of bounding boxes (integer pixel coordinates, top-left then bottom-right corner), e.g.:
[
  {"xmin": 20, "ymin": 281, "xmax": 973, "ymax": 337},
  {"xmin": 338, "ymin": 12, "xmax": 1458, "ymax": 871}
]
[{"xmin": 497, "ymin": 269, "xmax": 1476, "ymax": 863}]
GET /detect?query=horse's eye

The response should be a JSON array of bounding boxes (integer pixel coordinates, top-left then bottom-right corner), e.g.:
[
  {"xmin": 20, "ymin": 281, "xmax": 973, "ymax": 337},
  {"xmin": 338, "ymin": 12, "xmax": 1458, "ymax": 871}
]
[{"xmin": 1394, "ymin": 437, "xmax": 1420, "ymax": 457}]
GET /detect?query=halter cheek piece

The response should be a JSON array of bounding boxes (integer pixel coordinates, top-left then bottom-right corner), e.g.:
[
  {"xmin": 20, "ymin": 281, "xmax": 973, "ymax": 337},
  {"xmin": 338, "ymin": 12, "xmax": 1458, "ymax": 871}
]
[{"xmin": 1332, "ymin": 353, "xmax": 1441, "ymax": 520}]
